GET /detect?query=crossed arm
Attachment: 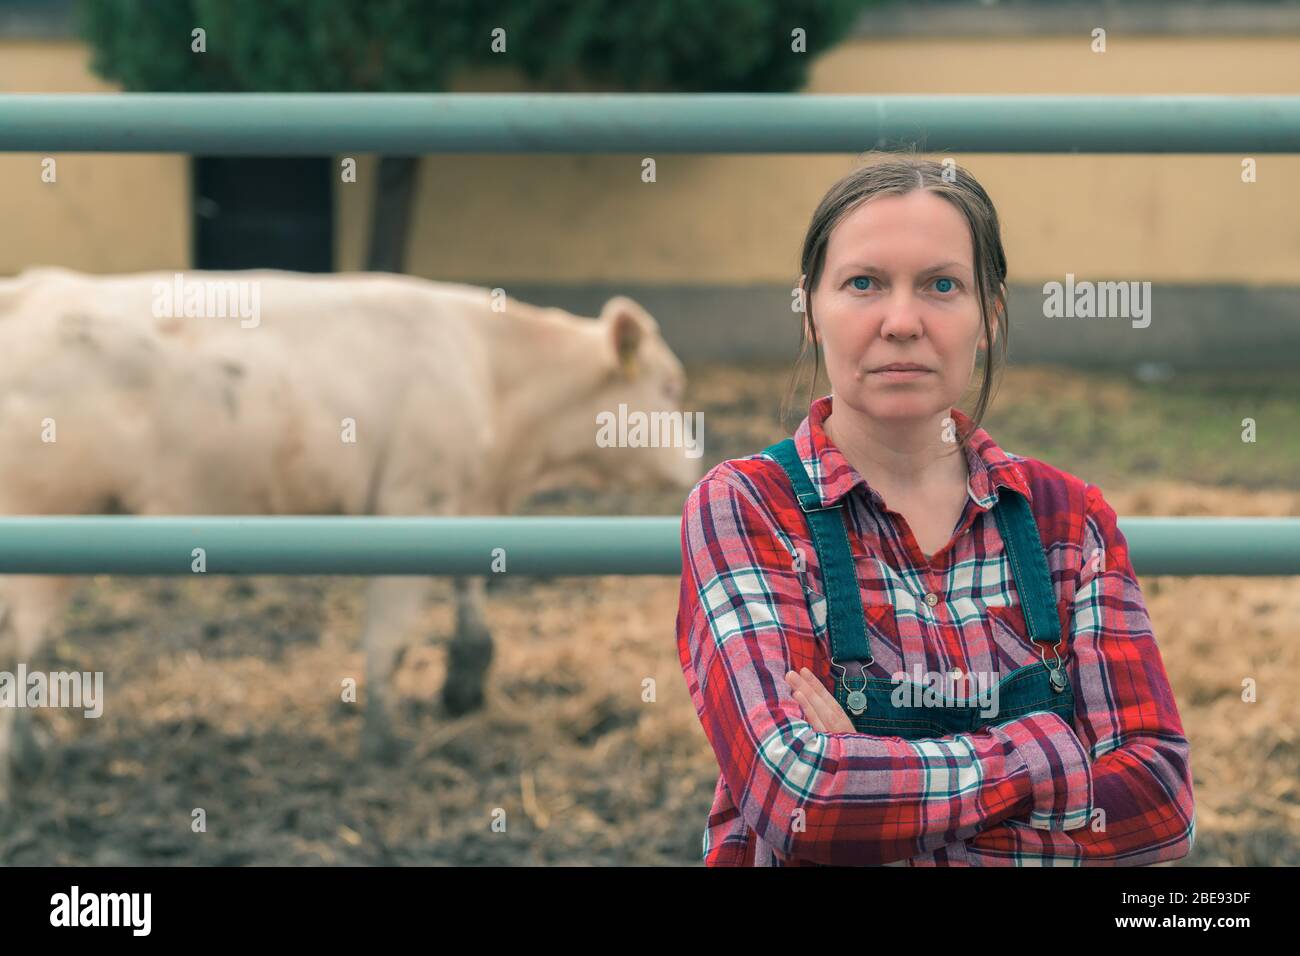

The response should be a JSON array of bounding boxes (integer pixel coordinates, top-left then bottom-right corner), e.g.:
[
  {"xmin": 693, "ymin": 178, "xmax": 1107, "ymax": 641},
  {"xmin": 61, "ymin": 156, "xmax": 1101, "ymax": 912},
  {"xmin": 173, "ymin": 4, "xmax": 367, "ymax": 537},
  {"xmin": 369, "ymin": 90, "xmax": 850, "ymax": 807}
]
[{"xmin": 677, "ymin": 472, "xmax": 1194, "ymax": 866}]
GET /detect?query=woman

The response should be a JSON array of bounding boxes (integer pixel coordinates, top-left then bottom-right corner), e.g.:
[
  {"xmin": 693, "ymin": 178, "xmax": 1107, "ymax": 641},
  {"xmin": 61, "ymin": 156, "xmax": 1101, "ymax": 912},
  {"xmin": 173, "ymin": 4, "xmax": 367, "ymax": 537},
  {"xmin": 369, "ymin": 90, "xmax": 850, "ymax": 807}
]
[{"xmin": 675, "ymin": 155, "xmax": 1195, "ymax": 866}]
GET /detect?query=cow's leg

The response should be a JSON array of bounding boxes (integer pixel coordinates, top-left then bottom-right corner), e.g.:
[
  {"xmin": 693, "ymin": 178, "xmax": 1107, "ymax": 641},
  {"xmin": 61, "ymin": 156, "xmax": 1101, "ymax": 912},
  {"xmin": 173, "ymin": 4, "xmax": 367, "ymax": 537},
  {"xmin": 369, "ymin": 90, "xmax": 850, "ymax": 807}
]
[
  {"xmin": 0, "ymin": 576, "xmax": 77, "ymax": 809},
  {"xmin": 442, "ymin": 575, "xmax": 493, "ymax": 716},
  {"xmin": 359, "ymin": 399, "xmax": 496, "ymax": 746},
  {"xmin": 358, "ymin": 575, "xmax": 431, "ymax": 764}
]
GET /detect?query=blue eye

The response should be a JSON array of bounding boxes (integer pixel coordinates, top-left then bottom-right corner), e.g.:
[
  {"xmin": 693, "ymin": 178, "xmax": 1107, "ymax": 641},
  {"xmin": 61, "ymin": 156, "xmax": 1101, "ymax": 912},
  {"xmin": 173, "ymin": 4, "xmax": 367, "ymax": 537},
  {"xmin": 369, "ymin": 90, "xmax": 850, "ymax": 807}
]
[{"xmin": 849, "ymin": 275, "xmax": 958, "ymax": 294}]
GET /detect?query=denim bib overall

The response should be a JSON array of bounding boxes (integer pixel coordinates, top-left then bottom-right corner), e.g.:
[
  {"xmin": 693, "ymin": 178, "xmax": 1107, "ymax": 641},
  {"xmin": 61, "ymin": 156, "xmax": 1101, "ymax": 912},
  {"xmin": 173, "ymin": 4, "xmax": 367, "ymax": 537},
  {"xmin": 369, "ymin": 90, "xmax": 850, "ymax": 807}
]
[{"xmin": 763, "ymin": 438, "xmax": 1074, "ymax": 739}]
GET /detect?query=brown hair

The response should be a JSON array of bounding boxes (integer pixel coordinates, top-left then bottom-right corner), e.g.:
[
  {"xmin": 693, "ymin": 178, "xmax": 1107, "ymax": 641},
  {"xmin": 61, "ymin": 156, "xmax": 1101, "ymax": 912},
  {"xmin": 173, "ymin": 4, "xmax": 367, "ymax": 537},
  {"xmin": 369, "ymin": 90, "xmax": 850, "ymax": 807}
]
[{"xmin": 781, "ymin": 150, "xmax": 1009, "ymax": 451}]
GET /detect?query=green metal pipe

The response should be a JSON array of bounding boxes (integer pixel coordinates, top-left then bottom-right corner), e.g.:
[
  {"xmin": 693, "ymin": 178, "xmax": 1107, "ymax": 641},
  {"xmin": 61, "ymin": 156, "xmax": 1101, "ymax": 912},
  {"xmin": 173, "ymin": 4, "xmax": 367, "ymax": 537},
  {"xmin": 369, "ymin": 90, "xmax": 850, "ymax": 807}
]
[
  {"xmin": 0, "ymin": 516, "xmax": 1293, "ymax": 576},
  {"xmin": 1, "ymin": 94, "xmax": 1297, "ymax": 154}
]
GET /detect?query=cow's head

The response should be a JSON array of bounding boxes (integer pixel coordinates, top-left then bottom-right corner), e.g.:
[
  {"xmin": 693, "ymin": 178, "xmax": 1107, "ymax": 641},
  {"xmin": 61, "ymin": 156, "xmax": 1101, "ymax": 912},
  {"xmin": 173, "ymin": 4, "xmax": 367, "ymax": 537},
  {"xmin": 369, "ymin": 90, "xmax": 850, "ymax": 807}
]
[{"xmin": 571, "ymin": 296, "xmax": 705, "ymax": 495}]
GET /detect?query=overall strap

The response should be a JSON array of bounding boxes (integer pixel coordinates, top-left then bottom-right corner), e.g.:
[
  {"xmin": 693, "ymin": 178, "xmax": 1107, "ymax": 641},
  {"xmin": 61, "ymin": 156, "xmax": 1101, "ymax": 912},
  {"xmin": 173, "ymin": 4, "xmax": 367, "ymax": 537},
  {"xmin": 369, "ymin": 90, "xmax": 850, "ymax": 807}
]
[
  {"xmin": 762, "ymin": 438, "xmax": 872, "ymax": 663},
  {"xmin": 990, "ymin": 487, "xmax": 1062, "ymax": 646}
]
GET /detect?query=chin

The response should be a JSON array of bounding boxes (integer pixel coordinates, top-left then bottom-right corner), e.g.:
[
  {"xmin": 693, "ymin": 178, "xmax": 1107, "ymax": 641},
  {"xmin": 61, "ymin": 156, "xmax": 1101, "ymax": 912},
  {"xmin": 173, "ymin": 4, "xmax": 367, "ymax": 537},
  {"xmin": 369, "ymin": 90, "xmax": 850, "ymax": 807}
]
[{"xmin": 854, "ymin": 392, "xmax": 949, "ymax": 421}]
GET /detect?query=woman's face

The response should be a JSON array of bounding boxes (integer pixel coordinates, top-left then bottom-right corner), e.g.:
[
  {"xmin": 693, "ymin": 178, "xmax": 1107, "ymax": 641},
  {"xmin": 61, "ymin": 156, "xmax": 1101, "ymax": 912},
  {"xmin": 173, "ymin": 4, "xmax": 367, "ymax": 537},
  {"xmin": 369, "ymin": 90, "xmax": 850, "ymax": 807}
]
[{"xmin": 810, "ymin": 189, "xmax": 994, "ymax": 426}]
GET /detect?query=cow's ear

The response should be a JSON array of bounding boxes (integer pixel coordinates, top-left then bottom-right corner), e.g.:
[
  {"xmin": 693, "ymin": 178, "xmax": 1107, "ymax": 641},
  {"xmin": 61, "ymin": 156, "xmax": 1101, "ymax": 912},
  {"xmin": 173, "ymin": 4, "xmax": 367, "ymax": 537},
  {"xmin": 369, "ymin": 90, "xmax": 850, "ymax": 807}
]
[
  {"xmin": 600, "ymin": 295, "xmax": 659, "ymax": 331},
  {"xmin": 603, "ymin": 300, "xmax": 645, "ymax": 380}
]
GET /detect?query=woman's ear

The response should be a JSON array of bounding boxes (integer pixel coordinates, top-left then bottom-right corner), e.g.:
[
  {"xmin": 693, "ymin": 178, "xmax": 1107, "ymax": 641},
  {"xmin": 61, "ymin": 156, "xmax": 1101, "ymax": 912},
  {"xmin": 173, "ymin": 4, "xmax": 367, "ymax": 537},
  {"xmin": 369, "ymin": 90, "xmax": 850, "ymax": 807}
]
[{"xmin": 979, "ymin": 307, "xmax": 1002, "ymax": 353}]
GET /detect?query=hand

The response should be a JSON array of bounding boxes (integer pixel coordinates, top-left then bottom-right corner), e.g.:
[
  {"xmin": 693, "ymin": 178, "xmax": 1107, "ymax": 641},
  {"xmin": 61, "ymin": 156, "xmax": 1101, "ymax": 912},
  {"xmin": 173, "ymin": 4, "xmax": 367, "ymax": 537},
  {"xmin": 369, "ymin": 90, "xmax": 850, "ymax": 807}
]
[{"xmin": 785, "ymin": 666, "xmax": 856, "ymax": 734}]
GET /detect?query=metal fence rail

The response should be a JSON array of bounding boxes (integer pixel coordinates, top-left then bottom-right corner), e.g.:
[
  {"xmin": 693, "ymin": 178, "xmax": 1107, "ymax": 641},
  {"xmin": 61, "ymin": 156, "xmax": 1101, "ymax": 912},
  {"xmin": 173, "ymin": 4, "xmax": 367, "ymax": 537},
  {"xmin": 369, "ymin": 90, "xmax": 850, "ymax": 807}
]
[
  {"xmin": 1, "ymin": 92, "xmax": 1295, "ymax": 577},
  {"xmin": 0, "ymin": 516, "xmax": 1295, "ymax": 576},
  {"xmin": 1, "ymin": 93, "xmax": 1299, "ymax": 154}
]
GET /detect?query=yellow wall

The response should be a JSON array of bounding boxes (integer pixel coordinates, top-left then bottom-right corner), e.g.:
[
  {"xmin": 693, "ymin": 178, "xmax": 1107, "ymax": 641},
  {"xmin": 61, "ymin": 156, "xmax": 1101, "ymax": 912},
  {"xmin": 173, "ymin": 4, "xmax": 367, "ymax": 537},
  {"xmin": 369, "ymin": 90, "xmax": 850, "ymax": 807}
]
[
  {"xmin": 2, "ymin": 36, "xmax": 1298, "ymax": 285},
  {"xmin": 0, "ymin": 41, "xmax": 189, "ymax": 274}
]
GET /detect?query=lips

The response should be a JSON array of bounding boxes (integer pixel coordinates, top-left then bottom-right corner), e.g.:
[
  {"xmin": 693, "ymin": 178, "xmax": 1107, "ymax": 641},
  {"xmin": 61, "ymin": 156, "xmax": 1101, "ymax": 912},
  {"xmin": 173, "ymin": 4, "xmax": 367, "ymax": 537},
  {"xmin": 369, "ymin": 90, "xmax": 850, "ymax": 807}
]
[{"xmin": 872, "ymin": 364, "xmax": 931, "ymax": 372}]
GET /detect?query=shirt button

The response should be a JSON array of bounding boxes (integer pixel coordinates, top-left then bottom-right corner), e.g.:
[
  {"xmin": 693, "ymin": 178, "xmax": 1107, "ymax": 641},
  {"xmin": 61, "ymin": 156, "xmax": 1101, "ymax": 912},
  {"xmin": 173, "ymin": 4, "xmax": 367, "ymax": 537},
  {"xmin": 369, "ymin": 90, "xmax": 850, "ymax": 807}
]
[{"xmin": 925, "ymin": 592, "xmax": 939, "ymax": 607}]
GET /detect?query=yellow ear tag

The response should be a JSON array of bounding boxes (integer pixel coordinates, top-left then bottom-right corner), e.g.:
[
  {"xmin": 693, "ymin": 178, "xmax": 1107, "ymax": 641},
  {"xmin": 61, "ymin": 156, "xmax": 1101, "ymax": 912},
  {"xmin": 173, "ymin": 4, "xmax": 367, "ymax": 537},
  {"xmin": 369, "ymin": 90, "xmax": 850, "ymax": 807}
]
[{"xmin": 620, "ymin": 352, "xmax": 639, "ymax": 381}]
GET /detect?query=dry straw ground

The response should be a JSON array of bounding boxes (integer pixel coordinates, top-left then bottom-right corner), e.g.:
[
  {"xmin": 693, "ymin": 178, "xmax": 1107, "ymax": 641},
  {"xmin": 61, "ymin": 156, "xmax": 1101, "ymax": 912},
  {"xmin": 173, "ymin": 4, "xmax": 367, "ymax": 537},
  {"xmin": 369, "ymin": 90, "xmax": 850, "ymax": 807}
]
[{"xmin": 0, "ymin": 363, "xmax": 1295, "ymax": 865}]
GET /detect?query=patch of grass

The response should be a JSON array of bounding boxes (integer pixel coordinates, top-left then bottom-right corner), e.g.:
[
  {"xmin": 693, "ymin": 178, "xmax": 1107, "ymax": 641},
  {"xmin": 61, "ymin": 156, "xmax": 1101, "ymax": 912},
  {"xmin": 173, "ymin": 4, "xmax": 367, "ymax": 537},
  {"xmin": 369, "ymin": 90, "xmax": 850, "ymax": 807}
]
[{"xmin": 984, "ymin": 366, "xmax": 1300, "ymax": 490}]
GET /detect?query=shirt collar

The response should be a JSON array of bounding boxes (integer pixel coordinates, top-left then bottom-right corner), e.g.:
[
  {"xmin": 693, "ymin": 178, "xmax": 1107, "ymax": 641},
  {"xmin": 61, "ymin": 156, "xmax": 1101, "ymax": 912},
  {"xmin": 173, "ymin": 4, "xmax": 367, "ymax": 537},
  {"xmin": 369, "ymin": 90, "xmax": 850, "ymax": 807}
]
[{"xmin": 790, "ymin": 393, "xmax": 1030, "ymax": 512}]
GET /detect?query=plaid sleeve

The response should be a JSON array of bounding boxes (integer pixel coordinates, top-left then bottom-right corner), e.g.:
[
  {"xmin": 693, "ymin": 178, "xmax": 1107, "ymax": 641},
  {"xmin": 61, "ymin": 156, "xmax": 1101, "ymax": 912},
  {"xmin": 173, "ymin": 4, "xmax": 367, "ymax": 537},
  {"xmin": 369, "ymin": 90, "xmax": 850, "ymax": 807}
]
[
  {"xmin": 677, "ymin": 472, "xmax": 1095, "ymax": 866},
  {"xmin": 958, "ymin": 482, "xmax": 1197, "ymax": 864}
]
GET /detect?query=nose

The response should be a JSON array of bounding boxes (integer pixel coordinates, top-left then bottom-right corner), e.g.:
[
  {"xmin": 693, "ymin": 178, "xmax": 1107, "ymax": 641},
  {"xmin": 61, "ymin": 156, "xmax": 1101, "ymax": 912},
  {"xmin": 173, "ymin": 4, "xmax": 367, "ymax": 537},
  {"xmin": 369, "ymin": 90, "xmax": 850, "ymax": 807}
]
[{"xmin": 879, "ymin": 289, "xmax": 926, "ymax": 339}]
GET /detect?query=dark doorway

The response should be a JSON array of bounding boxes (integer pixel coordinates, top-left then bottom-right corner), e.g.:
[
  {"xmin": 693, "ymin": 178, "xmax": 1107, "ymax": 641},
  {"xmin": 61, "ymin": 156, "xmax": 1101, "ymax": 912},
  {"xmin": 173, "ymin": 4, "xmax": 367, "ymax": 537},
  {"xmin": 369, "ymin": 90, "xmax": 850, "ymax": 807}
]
[{"xmin": 193, "ymin": 157, "xmax": 333, "ymax": 272}]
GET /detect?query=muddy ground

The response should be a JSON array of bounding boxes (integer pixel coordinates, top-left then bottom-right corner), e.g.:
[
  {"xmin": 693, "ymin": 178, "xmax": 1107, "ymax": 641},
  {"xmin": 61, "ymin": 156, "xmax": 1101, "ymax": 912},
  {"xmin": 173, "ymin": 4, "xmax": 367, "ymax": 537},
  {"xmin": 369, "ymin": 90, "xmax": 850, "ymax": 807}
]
[{"xmin": 0, "ymin": 363, "xmax": 1296, "ymax": 865}]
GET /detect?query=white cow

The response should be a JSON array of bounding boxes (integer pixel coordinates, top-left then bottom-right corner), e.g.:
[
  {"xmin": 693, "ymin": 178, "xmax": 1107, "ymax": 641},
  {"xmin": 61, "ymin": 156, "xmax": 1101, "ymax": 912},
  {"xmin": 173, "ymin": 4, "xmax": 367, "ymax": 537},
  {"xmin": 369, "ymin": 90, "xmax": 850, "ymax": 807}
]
[{"xmin": 0, "ymin": 266, "xmax": 703, "ymax": 805}]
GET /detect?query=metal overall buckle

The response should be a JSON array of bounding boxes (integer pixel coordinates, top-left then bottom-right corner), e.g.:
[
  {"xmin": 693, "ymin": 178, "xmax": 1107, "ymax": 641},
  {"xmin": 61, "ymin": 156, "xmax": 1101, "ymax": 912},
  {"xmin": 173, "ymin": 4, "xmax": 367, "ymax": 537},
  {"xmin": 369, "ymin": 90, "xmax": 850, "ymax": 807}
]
[
  {"xmin": 1039, "ymin": 638, "xmax": 1068, "ymax": 693},
  {"xmin": 831, "ymin": 656, "xmax": 874, "ymax": 715}
]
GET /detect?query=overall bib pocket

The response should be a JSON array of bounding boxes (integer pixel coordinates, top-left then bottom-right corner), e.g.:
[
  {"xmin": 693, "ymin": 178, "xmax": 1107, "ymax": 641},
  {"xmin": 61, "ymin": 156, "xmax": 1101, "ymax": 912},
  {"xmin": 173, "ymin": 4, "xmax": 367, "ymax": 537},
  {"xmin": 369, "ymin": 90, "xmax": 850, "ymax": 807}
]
[{"xmin": 766, "ymin": 436, "xmax": 1075, "ymax": 744}]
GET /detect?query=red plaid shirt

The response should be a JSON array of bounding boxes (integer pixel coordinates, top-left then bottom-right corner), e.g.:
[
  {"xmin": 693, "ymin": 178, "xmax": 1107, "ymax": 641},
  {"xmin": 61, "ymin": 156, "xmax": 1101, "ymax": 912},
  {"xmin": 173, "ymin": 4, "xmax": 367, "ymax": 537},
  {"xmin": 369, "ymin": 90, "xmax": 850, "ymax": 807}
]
[{"xmin": 675, "ymin": 395, "xmax": 1195, "ymax": 866}]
